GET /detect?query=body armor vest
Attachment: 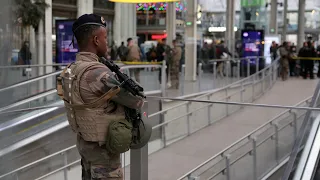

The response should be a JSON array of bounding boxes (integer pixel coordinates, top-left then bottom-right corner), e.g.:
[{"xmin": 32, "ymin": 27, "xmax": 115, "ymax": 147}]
[{"xmin": 57, "ymin": 60, "xmax": 122, "ymax": 145}]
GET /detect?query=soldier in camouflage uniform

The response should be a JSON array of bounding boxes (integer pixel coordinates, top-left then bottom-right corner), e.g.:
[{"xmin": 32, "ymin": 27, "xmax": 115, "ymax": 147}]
[
  {"xmin": 169, "ymin": 40, "xmax": 182, "ymax": 89},
  {"xmin": 57, "ymin": 14, "xmax": 144, "ymax": 180}
]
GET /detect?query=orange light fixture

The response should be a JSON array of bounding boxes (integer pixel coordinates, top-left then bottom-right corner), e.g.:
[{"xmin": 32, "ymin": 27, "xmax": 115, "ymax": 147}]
[{"xmin": 109, "ymin": 0, "xmax": 180, "ymax": 3}]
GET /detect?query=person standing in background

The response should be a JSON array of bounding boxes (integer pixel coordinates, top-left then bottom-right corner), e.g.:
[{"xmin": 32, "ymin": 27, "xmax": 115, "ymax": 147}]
[
  {"xmin": 19, "ymin": 41, "xmax": 32, "ymax": 76},
  {"xmin": 279, "ymin": 42, "xmax": 290, "ymax": 81},
  {"xmin": 169, "ymin": 39, "xmax": 182, "ymax": 89},
  {"xmin": 126, "ymin": 38, "xmax": 142, "ymax": 83}
]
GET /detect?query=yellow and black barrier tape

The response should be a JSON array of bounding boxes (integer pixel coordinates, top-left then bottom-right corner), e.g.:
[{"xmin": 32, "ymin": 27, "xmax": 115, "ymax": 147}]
[
  {"xmin": 114, "ymin": 60, "xmax": 162, "ymax": 65},
  {"xmin": 291, "ymin": 57, "xmax": 320, "ymax": 61}
]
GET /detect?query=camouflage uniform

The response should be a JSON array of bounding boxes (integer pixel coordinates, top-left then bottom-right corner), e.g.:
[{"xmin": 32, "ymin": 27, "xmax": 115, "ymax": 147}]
[
  {"xmin": 67, "ymin": 52, "xmax": 144, "ymax": 180},
  {"xmin": 170, "ymin": 45, "xmax": 182, "ymax": 89},
  {"xmin": 279, "ymin": 46, "xmax": 289, "ymax": 81}
]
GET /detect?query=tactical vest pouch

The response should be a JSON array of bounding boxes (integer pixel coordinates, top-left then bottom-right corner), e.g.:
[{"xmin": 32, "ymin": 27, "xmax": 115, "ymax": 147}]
[{"xmin": 105, "ymin": 118, "xmax": 133, "ymax": 154}]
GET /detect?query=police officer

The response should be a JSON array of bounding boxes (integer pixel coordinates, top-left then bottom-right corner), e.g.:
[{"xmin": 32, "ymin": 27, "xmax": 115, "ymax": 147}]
[{"xmin": 56, "ymin": 14, "xmax": 147, "ymax": 180}]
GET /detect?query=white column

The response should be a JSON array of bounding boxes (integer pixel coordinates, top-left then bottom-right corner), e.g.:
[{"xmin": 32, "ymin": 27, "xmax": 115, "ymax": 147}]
[
  {"xmin": 185, "ymin": 0, "xmax": 197, "ymax": 81},
  {"xmin": 113, "ymin": 3, "xmax": 122, "ymax": 46},
  {"xmin": 45, "ymin": 0, "xmax": 53, "ymax": 92},
  {"xmin": 297, "ymin": 0, "xmax": 306, "ymax": 49},
  {"xmin": 166, "ymin": 2, "xmax": 176, "ymax": 47},
  {"xmin": 77, "ymin": 0, "xmax": 94, "ymax": 17},
  {"xmin": 282, "ymin": 0, "xmax": 288, "ymax": 42},
  {"xmin": 269, "ymin": 0, "xmax": 278, "ymax": 34},
  {"xmin": 225, "ymin": 0, "xmax": 235, "ymax": 51},
  {"xmin": 37, "ymin": 20, "xmax": 45, "ymax": 92},
  {"xmin": 114, "ymin": 3, "xmax": 137, "ymax": 45}
]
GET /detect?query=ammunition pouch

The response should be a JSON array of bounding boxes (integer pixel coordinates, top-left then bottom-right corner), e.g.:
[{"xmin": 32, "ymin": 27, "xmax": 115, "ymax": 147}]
[{"xmin": 106, "ymin": 118, "xmax": 133, "ymax": 154}]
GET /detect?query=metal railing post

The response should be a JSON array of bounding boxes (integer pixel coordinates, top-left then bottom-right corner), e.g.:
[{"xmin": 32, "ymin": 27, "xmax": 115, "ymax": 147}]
[
  {"xmin": 213, "ymin": 62, "xmax": 217, "ymax": 88},
  {"xmin": 272, "ymin": 122, "xmax": 280, "ymax": 163},
  {"xmin": 161, "ymin": 60, "xmax": 167, "ymax": 97},
  {"xmin": 226, "ymin": 88, "xmax": 229, "ymax": 116},
  {"xmin": 208, "ymin": 95, "xmax": 212, "ymax": 125},
  {"xmin": 130, "ymin": 101, "xmax": 149, "ymax": 180},
  {"xmin": 251, "ymin": 137, "xmax": 258, "ymax": 180},
  {"xmin": 291, "ymin": 111, "xmax": 298, "ymax": 139},
  {"xmin": 262, "ymin": 69, "xmax": 265, "ymax": 93},
  {"xmin": 62, "ymin": 152, "xmax": 68, "ymax": 180},
  {"xmin": 237, "ymin": 60, "xmax": 241, "ymax": 81},
  {"xmin": 162, "ymin": 112, "xmax": 167, "ymax": 148},
  {"xmin": 180, "ymin": 64, "xmax": 185, "ymax": 96},
  {"xmin": 187, "ymin": 102, "xmax": 191, "ymax": 136},
  {"xmin": 247, "ymin": 58, "xmax": 250, "ymax": 77},
  {"xmin": 226, "ymin": 61, "xmax": 230, "ymax": 85},
  {"xmin": 256, "ymin": 58, "xmax": 259, "ymax": 81},
  {"xmin": 240, "ymin": 81, "xmax": 244, "ymax": 108},
  {"xmin": 252, "ymin": 75, "xmax": 255, "ymax": 102},
  {"xmin": 224, "ymin": 154, "xmax": 231, "ymax": 180},
  {"xmin": 198, "ymin": 63, "xmax": 202, "ymax": 92}
]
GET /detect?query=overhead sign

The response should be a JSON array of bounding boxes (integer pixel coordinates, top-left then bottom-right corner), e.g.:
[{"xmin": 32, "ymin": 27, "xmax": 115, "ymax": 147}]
[
  {"xmin": 55, "ymin": 19, "xmax": 78, "ymax": 64},
  {"xmin": 208, "ymin": 27, "xmax": 238, "ymax": 32}
]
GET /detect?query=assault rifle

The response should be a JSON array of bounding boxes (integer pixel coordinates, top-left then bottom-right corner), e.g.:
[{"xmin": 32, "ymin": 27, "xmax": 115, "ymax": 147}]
[
  {"xmin": 100, "ymin": 57, "xmax": 145, "ymax": 145},
  {"xmin": 100, "ymin": 57, "xmax": 145, "ymax": 99}
]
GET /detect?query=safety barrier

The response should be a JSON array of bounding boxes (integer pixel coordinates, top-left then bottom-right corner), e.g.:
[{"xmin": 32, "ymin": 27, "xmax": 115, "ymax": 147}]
[
  {"xmin": 177, "ymin": 77, "xmax": 320, "ymax": 180},
  {"xmin": 177, "ymin": 97, "xmax": 311, "ymax": 180},
  {"xmin": 0, "ymin": 57, "xmax": 277, "ymax": 180}
]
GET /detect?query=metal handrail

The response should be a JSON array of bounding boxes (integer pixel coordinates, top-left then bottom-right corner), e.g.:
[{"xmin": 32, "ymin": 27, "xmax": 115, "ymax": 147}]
[
  {"xmin": 0, "ymin": 56, "xmax": 276, "ymax": 179},
  {"xmin": 0, "ymin": 89, "xmax": 57, "ymax": 112},
  {"xmin": 176, "ymin": 96, "xmax": 312, "ymax": 180},
  {"xmin": 0, "ymin": 63, "xmax": 162, "ymax": 93},
  {"xmin": 0, "ymin": 63, "xmax": 70, "ymax": 69},
  {"xmin": 0, "ymin": 71, "xmax": 62, "ymax": 93},
  {"xmin": 149, "ymin": 57, "xmax": 276, "ymax": 118},
  {"xmin": 0, "ymin": 56, "xmax": 277, "ymax": 179}
]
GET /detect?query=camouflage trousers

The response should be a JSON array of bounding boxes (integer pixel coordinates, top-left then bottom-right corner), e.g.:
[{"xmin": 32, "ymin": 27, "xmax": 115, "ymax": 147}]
[
  {"xmin": 280, "ymin": 60, "xmax": 289, "ymax": 81},
  {"xmin": 76, "ymin": 135, "xmax": 123, "ymax": 180},
  {"xmin": 170, "ymin": 65, "xmax": 180, "ymax": 89}
]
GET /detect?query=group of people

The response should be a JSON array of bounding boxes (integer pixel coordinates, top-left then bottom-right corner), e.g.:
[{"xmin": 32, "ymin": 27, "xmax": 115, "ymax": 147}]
[
  {"xmin": 271, "ymin": 40, "xmax": 320, "ymax": 81},
  {"xmin": 108, "ymin": 38, "xmax": 183, "ymax": 89}
]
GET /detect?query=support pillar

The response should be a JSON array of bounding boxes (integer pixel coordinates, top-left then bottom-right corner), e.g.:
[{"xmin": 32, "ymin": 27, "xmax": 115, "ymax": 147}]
[
  {"xmin": 297, "ymin": 0, "xmax": 306, "ymax": 49},
  {"xmin": 225, "ymin": 0, "xmax": 235, "ymax": 51},
  {"xmin": 185, "ymin": 0, "xmax": 197, "ymax": 81},
  {"xmin": 281, "ymin": 0, "xmax": 288, "ymax": 42},
  {"xmin": 113, "ymin": 3, "xmax": 137, "ymax": 46},
  {"xmin": 37, "ymin": 20, "xmax": 44, "ymax": 92},
  {"xmin": 45, "ymin": 0, "xmax": 53, "ymax": 92},
  {"xmin": 166, "ymin": 2, "xmax": 176, "ymax": 47},
  {"xmin": 77, "ymin": 0, "xmax": 93, "ymax": 17},
  {"xmin": 269, "ymin": 0, "xmax": 278, "ymax": 34}
]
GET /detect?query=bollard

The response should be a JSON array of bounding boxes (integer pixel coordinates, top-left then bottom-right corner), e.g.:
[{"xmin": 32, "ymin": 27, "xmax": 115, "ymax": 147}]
[
  {"xmin": 198, "ymin": 63, "xmax": 202, "ymax": 91},
  {"xmin": 181, "ymin": 64, "xmax": 185, "ymax": 96}
]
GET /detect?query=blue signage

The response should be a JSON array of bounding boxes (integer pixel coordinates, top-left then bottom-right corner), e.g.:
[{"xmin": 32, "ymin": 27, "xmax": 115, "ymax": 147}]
[
  {"xmin": 241, "ymin": 30, "xmax": 264, "ymax": 65},
  {"xmin": 55, "ymin": 19, "xmax": 78, "ymax": 64}
]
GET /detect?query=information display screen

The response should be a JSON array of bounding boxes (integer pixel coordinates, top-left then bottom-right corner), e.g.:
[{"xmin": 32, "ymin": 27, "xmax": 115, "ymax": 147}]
[
  {"xmin": 241, "ymin": 30, "xmax": 264, "ymax": 65},
  {"xmin": 55, "ymin": 19, "xmax": 78, "ymax": 64}
]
